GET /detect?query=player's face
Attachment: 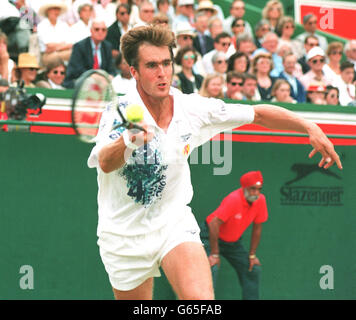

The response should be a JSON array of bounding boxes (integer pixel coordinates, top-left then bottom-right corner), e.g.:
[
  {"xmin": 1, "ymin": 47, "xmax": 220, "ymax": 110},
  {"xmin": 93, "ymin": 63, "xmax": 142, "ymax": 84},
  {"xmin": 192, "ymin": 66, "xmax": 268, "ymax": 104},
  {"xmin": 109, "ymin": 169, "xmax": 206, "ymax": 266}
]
[{"xmin": 132, "ymin": 44, "xmax": 173, "ymax": 100}]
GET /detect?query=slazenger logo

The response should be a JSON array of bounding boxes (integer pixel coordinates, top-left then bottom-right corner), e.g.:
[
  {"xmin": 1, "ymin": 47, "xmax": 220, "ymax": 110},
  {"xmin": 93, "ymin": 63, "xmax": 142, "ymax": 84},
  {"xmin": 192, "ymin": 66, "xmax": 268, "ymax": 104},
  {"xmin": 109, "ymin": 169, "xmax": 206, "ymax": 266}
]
[{"xmin": 280, "ymin": 163, "xmax": 343, "ymax": 206}]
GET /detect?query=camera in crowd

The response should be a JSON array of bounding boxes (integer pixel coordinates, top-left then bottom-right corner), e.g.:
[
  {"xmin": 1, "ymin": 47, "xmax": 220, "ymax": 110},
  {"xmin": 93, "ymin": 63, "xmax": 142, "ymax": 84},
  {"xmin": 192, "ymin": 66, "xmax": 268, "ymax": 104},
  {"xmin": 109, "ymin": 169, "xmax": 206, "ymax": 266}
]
[{"xmin": 1, "ymin": 80, "xmax": 46, "ymax": 120}]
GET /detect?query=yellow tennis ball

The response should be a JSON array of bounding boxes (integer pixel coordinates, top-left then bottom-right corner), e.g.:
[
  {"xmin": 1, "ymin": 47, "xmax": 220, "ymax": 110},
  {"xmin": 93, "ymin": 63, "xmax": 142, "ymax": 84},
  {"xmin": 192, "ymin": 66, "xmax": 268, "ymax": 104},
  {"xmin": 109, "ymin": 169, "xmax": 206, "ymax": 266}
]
[{"xmin": 125, "ymin": 104, "xmax": 144, "ymax": 123}]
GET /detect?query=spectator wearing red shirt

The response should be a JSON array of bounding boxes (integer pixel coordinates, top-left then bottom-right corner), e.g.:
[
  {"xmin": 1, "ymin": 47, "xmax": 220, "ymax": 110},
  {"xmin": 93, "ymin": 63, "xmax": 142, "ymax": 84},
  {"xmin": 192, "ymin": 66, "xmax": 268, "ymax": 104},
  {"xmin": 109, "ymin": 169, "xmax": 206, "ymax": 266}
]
[{"xmin": 201, "ymin": 171, "xmax": 268, "ymax": 300}]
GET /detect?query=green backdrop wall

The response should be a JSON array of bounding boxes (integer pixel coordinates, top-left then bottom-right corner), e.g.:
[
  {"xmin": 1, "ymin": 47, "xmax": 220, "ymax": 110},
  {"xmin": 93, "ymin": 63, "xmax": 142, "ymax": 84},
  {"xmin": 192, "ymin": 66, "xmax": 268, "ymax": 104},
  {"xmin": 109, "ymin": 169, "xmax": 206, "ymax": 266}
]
[{"xmin": 1, "ymin": 132, "xmax": 355, "ymax": 299}]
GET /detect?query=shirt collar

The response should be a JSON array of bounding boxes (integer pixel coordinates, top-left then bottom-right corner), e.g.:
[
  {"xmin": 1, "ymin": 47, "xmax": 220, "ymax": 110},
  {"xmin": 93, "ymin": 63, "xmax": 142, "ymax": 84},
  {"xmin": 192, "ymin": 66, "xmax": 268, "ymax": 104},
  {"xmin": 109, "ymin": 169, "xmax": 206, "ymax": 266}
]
[{"xmin": 90, "ymin": 38, "xmax": 101, "ymax": 50}]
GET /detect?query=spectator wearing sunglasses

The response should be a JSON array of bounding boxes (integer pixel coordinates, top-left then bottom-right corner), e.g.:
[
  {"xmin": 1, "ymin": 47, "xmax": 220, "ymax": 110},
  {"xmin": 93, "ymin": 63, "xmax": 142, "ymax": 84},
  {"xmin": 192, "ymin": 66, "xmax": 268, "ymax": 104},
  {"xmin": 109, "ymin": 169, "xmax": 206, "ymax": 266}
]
[
  {"xmin": 322, "ymin": 42, "xmax": 344, "ymax": 82},
  {"xmin": 13, "ymin": 53, "xmax": 40, "ymax": 88},
  {"xmin": 300, "ymin": 46, "xmax": 333, "ymax": 91},
  {"xmin": 298, "ymin": 35, "xmax": 319, "ymax": 74},
  {"xmin": 172, "ymin": 46, "xmax": 204, "ymax": 94},
  {"xmin": 36, "ymin": 58, "xmax": 66, "ymax": 89},
  {"xmin": 212, "ymin": 51, "xmax": 228, "ymax": 78},
  {"xmin": 224, "ymin": 71, "xmax": 244, "ymax": 100},
  {"xmin": 63, "ymin": 19, "xmax": 116, "ymax": 88},
  {"xmin": 231, "ymin": 18, "xmax": 247, "ymax": 50},
  {"xmin": 325, "ymin": 85, "xmax": 340, "ymax": 106},
  {"xmin": 106, "ymin": 4, "xmax": 133, "ymax": 59},
  {"xmin": 276, "ymin": 16, "xmax": 303, "ymax": 59},
  {"xmin": 296, "ymin": 13, "xmax": 328, "ymax": 53},
  {"xmin": 253, "ymin": 20, "xmax": 271, "ymax": 49},
  {"xmin": 223, "ymin": 0, "xmax": 253, "ymax": 38},
  {"xmin": 202, "ymin": 32, "xmax": 235, "ymax": 75}
]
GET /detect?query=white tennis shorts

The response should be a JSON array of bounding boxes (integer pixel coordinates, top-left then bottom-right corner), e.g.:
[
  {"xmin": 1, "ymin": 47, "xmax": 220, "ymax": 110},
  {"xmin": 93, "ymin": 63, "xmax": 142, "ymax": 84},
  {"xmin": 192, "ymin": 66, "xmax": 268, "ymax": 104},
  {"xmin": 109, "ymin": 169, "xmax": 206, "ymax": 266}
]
[{"xmin": 97, "ymin": 210, "xmax": 202, "ymax": 291}]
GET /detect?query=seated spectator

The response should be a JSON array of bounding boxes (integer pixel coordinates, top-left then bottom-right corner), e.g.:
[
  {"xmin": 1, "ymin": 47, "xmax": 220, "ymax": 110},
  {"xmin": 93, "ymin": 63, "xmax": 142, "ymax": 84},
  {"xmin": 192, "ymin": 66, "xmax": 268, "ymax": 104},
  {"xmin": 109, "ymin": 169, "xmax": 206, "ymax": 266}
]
[
  {"xmin": 227, "ymin": 52, "xmax": 250, "ymax": 73},
  {"xmin": 276, "ymin": 16, "xmax": 303, "ymax": 58},
  {"xmin": 296, "ymin": 13, "xmax": 328, "ymax": 53},
  {"xmin": 261, "ymin": 0, "xmax": 284, "ymax": 32},
  {"xmin": 323, "ymin": 42, "xmax": 343, "ymax": 81},
  {"xmin": 207, "ymin": 16, "xmax": 224, "ymax": 40},
  {"xmin": 241, "ymin": 73, "xmax": 261, "ymax": 101},
  {"xmin": 196, "ymin": 0, "xmax": 218, "ymax": 20},
  {"xmin": 306, "ymin": 82, "xmax": 326, "ymax": 105},
  {"xmin": 344, "ymin": 40, "xmax": 356, "ymax": 74},
  {"xmin": 223, "ymin": 0, "xmax": 253, "ymax": 38},
  {"xmin": 112, "ymin": 52, "xmax": 136, "ymax": 94},
  {"xmin": 69, "ymin": 1, "xmax": 93, "ymax": 44},
  {"xmin": 298, "ymin": 35, "xmax": 319, "ymax": 74},
  {"xmin": 93, "ymin": 0, "xmax": 117, "ymax": 27},
  {"xmin": 199, "ymin": 73, "xmax": 224, "ymax": 98},
  {"xmin": 211, "ymin": 51, "xmax": 228, "ymax": 78},
  {"xmin": 106, "ymin": 3, "xmax": 133, "ymax": 59},
  {"xmin": 197, "ymin": 0, "xmax": 224, "ymax": 21},
  {"xmin": 63, "ymin": 19, "xmax": 116, "ymax": 88},
  {"xmin": 278, "ymin": 52, "xmax": 306, "ymax": 102},
  {"xmin": 172, "ymin": 46, "xmax": 203, "ymax": 94},
  {"xmin": 134, "ymin": 1, "xmax": 155, "ymax": 27},
  {"xmin": 300, "ymin": 46, "xmax": 333, "ymax": 90},
  {"xmin": 235, "ymin": 34, "xmax": 256, "ymax": 59},
  {"xmin": 271, "ymin": 79, "xmax": 296, "ymax": 103},
  {"xmin": 172, "ymin": 0, "xmax": 195, "ymax": 32},
  {"xmin": 253, "ymin": 32, "xmax": 284, "ymax": 77},
  {"xmin": 332, "ymin": 61, "xmax": 355, "ymax": 106},
  {"xmin": 37, "ymin": 1, "xmax": 73, "ymax": 68},
  {"xmin": 193, "ymin": 12, "xmax": 214, "ymax": 56},
  {"xmin": 253, "ymin": 19, "xmax": 271, "ymax": 49},
  {"xmin": 173, "ymin": 21, "xmax": 195, "ymax": 53},
  {"xmin": 230, "ymin": 18, "xmax": 248, "ymax": 50},
  {"xmin": 152, "ymin": 13, "xmax": 170, "ymax": 28},
  {"xmin": 0, "ymin": 32, "xmax": 15, "ymax": 83},
  {"xmin": 224, "ymin": 71, "xmax": 244, "ymax": 100},
  {"xmin": 252, "ymin": 52, "xmax": 277, "ymax": 101},
  {"xmin": 202, "ymin": 32, "xmax": 235, "ymax": 75},
  {"xmin": 156, "ymin": 0, "xmax": 176, "ymax": 27},
  {"xmin": 325, "ymin": 85, "xmax": 340, "ymax": 106},
  {"xmin": 36, "ymin": 58, "xmax": 66, "ymax": 89},
  {"xmin": 13, "ymin": 53, "xmax": 39, "ymax": 87}
]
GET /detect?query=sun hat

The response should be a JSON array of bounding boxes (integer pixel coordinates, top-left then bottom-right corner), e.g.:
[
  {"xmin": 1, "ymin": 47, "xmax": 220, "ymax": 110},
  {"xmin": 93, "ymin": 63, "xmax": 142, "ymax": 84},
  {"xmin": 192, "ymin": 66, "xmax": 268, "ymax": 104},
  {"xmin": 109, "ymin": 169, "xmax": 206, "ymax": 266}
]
[
  {"xmin": 38, "ymin": 0, "xmax": 68, "ymax": 17},
  {"xmin": 307, "ymin": 46, "xmax": 325, "ymax": 61},
  {"xmin": 196, "ymin": 0, "xmax": 217, "ymax": 15},
  {"xmin": 17, "ymin": 53, "xmax": 40, "ymax": 69}
]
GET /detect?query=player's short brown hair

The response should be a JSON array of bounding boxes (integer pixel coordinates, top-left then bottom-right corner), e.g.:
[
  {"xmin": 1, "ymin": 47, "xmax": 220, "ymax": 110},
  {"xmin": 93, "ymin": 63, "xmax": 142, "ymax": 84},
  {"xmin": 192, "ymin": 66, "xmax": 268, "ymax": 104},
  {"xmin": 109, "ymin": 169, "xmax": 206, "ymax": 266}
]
[{"xmin": 121, "ymin": 25, "xmax": 176, "ymax": 70}]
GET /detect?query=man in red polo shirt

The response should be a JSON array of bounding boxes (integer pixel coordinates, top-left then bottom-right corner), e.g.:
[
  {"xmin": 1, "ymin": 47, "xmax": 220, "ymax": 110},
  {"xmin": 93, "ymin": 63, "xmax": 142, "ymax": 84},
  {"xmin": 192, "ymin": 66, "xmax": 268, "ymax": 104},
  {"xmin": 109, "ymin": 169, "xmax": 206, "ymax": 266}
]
[{"xmin": 201, "ymin": 170, "xmax": 268, "ymax": 299}]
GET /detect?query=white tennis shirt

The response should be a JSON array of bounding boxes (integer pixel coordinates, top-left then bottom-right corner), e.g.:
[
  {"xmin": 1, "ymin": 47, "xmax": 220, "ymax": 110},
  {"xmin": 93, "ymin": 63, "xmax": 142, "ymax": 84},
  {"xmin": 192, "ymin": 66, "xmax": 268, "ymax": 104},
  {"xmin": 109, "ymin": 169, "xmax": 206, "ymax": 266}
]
[{"xmin": 88, "ymin": 87, "xmax": 255, "ymax": 236}]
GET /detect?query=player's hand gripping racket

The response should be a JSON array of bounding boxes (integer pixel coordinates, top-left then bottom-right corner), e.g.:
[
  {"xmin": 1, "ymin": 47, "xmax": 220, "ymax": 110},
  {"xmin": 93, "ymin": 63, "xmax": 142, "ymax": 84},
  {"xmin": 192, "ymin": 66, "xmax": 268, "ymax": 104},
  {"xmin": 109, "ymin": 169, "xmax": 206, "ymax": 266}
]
[{"xmin": 71, "ymin": 69, "xmax": 145, "ymax": 143}]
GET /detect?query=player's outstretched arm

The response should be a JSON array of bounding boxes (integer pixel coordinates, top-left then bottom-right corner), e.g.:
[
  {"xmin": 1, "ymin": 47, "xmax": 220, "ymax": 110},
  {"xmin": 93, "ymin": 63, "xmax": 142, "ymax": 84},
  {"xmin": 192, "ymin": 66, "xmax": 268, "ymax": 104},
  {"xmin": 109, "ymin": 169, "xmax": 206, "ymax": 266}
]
[{"xmin": 253, "ymin": 104, "xmax": 343, "ymax": 170}]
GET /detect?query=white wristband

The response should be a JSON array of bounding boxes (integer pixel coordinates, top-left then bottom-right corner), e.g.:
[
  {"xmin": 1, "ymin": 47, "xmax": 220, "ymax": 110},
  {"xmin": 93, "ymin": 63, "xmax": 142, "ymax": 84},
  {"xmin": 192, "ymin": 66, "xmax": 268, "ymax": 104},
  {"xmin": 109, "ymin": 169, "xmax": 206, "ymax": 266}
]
[{"xmin": 122, "ymin": 130, "xmax": 139, "ymax": 150}]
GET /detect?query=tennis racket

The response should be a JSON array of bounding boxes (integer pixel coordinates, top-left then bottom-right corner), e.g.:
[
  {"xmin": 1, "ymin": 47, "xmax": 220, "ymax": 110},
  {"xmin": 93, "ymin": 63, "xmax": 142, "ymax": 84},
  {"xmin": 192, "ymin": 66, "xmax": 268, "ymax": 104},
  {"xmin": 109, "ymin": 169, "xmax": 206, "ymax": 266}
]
[{"xmin": 71, "ymin": 69, "xmax": 145, "ymax": 143}]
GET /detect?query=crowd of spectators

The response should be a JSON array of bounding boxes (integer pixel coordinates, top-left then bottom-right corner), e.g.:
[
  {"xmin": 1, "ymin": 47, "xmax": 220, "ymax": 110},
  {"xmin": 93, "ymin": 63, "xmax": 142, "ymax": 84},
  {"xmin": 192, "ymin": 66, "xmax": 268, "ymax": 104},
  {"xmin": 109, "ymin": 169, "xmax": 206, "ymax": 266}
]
[{"xmin": 0, "ymin": 0, "xmax": 356, "ymax": 107}]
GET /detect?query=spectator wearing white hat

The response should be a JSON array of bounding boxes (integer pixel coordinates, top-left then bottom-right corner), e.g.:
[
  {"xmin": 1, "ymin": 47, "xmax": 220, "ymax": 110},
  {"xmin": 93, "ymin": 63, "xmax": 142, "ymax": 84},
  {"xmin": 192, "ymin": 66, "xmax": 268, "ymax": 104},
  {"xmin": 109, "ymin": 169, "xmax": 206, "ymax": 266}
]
[
  {"xmin": 172, "ymin": 0, "xmax": 195, "ymax": 32},
  {"xmin": 173, "ymin": 21, "xmax": 205, "ymax": 76},
  {"xmin": 300, "ymin": 46, "xmax": 333, "ymax": 91},
  {"xmin": 37, "ymin": 1, "xmax": 73, "ymax": 68}
]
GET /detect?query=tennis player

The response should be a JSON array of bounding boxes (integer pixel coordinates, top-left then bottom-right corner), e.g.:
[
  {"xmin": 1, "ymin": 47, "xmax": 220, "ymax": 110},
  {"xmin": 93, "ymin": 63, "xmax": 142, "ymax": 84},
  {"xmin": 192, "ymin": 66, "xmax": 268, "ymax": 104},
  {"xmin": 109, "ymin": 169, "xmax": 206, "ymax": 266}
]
[{"xmin": 87, "ymin": 25, "xmax": 342, "ymax": 300}]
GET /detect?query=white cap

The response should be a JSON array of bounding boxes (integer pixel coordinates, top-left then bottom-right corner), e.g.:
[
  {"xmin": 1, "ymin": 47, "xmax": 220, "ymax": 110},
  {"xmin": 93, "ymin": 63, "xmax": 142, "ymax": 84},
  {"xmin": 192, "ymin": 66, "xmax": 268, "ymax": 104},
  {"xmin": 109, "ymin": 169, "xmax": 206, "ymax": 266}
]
[
  {"xmin": 175, "ymin": 21, "xmax": 195, "ymax": 36},
  {"xmin": 307, "ymin": 46, "xmax": 325, "ymax": 61},
  {"xmin": 177, "ymin": 0, "xmax": 194, "ymax": 6}
]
